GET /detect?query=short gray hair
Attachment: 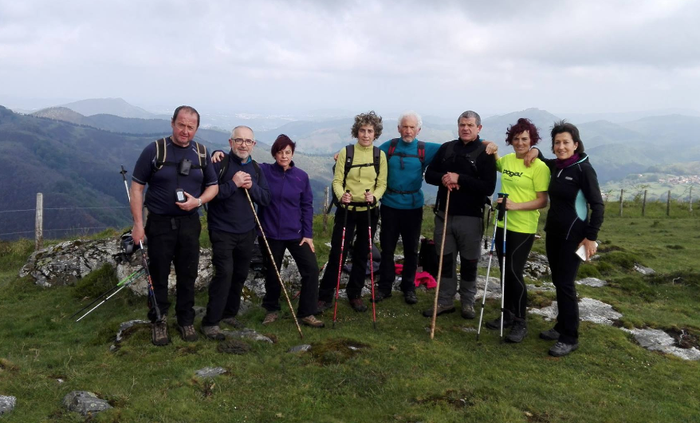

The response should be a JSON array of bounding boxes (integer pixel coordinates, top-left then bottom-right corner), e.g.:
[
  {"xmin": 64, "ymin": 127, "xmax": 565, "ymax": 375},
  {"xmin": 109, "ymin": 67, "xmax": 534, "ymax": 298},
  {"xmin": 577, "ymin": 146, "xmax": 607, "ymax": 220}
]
[
  {"xmin": 458, "ymin": 110, "xmax": 481, "ymax": 126},
  {"xmin": 230, "ymin": 125, "xmax": 255, "ymax": 139},
  {"xmin": 398, "ymin": 111, "xmax": 422, "ymax": 129}
]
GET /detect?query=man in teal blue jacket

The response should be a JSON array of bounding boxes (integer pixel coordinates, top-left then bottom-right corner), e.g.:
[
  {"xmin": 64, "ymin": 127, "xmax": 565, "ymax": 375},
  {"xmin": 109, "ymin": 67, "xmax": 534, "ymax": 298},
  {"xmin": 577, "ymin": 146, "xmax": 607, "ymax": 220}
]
[{"xmin": 375, "ymin": 111, "xmax": 440, "ymax": 305}]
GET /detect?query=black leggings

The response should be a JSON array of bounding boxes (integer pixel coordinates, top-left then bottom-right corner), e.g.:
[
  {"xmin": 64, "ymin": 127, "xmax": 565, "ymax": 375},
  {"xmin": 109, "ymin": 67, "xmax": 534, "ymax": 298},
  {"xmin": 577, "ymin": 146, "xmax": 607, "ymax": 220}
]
[
  {"xmin": 545, "ymin": 234, "xmax": 583, "ymax": 344},
  {"xmin": 495, "ymin": 228, "xmax": 535, "ymax": 320}
]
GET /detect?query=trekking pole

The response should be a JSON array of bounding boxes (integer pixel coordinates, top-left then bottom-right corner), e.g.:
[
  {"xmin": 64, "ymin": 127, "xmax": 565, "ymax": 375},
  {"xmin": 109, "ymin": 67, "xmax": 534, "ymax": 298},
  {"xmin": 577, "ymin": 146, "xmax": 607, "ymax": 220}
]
[
  {"xmin": 333, "ymin": 191, "xmax": 351, "ymax": 329},
  {"xmin": 366, "ymin": 189, "xmax": 377, "ymax": 330},
  {"xmin": 71, "ymin": 268, "xmax": 146, "ymax": 320},
  {"xmin": 476, "ymin": 205, "xmax": 499, "ymax": 341},
  {"xmin": 120, "ymin": 165, "xmax": 130, "ymax": 202},
  {"xmin": 139, "ymin": 240, "xmax": 162, "ymax": 322},
  {"xmin": 497, "ymin": 193, "xmax": 509, "ymax": 342},
  {"xmin": 430, "ymin": 189, "xmax": 451, "ymax": 340},
  {"xmin": 245, "ymin": 189, "xmax": 303, "ymax": 339}
]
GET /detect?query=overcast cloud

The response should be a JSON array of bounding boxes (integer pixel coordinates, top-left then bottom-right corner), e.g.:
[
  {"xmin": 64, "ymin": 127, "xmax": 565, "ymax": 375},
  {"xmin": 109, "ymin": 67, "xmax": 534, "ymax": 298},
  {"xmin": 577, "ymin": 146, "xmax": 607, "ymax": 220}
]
[{"xmin": 1, "ymin": 0, "xmax": 698, "ymax": 118}]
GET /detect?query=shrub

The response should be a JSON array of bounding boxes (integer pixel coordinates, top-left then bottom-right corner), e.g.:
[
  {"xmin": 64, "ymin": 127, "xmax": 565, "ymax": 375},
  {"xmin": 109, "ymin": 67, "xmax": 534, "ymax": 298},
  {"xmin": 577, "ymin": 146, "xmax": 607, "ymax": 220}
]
[
  {"xmin": 577, "ymin": 263, "xmax": 602, "ymax": 279},
  {"xmin": 73, "ymin": 263, "xmax": 117, "ymax": 299}
]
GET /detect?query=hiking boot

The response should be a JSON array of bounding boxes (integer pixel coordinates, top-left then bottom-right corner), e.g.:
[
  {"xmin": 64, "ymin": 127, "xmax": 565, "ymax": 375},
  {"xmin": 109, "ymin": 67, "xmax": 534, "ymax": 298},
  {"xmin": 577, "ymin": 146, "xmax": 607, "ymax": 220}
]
[
  {"xmin": 549, "ymin": 341, "xmax": 579, "ymax": 357},
  {"xmin": 349, "ymin": 298, "xmax": 368, "ymax": 312},
  {"xmin": 177, "ymin": 324, "xmax": 198, "ymax": 342},
  {"xmin": 201, "ymin": 325, "xmax": 226, "ymax": 341},
  {"xmin": 220, "ymin": 317, "xmax": 244, "ymax": 329},
  {"xmin": 404, "ymin": 291, "xmax": 418, "ymax": 305},
  {"xmin": 151, "ymin": 317, "xmax": 170, "ymax": 346},
  {"xmin": 539, "ymin": 328, "xmax": 560, "ymax": 341},
  {"xmin": 422, "ymin": 304, "xmax": 455, "ymax": 317},
  {"xmin": 301, "ymin": 315, "xmax": 325, "ymax": 328},
  {"xmin": 505, "ymin": 319, "xmax": 528, "ymax": 343},
  {"xmin": 262, "ymin": 312, "xmax": 279, "ymax": 325},
  {"xmin": 461, "ymin": 303, "xmax": 476, "ymax": 319},
  {"xmin": 485, "ymin": 314, "xmax": 514, "ymax": 330},
  {"xmin": 371, "ymin": 291, "xmax": 392, "ymax": 303},
  {"xmin": 316, "ymin": 300, "xmax": 333, "ymax": 314}
]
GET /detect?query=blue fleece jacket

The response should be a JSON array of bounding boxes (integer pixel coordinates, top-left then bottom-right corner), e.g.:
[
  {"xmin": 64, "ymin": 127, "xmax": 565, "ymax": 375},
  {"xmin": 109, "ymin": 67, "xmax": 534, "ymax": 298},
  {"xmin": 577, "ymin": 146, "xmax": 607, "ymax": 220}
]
[
  {"xmin": 378, "ymin": 138, "xmax": 440, "ymax": 209},
  {"xmin": 207, "ymin": 151, "xmax": 271, "ymax": 234},
  {"xmin": 257, "ymin": 161, "xmax": 314, "ymax": 240}
]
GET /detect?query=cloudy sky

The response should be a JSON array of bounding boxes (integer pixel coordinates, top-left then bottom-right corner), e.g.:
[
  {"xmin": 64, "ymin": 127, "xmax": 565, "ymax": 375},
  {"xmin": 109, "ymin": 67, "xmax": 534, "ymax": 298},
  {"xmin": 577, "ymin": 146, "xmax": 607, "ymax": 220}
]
[{"xmin": 1, "ymin": 0, "xmax": 698, "ymax": 118}]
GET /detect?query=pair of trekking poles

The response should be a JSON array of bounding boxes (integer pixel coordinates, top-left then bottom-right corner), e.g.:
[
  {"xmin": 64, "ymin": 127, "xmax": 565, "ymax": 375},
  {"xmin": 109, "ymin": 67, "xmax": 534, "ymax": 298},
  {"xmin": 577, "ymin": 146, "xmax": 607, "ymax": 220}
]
[
  {"xmin": 429, "ymin": 191, "xmax": 510, "ymax": 341},
  {"xmin": 332, "ymin": 189, "xmax": 378, "ymax": 329}
]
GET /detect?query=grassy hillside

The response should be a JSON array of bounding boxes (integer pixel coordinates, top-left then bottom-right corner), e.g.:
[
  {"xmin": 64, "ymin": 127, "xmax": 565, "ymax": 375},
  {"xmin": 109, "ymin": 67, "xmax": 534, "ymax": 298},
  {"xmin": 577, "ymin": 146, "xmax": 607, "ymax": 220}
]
[{"xmin": 0, "ymin": 204, "xmax": 698, "ymax": 422}]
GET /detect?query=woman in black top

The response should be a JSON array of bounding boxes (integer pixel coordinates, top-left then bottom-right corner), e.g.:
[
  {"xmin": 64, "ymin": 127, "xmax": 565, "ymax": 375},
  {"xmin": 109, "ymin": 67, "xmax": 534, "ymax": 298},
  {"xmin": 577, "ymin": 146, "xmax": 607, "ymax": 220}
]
[{"xmin": 533, "ymin": 121, "xmax": 604, "ymax": 357}]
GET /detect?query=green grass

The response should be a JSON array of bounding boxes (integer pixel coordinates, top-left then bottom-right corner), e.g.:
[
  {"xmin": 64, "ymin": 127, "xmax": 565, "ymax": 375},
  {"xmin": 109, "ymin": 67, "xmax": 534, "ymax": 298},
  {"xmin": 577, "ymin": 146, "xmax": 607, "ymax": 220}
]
[{"xmin": 0, "ymin": 204, "xmax": 699, "ymax": 422}]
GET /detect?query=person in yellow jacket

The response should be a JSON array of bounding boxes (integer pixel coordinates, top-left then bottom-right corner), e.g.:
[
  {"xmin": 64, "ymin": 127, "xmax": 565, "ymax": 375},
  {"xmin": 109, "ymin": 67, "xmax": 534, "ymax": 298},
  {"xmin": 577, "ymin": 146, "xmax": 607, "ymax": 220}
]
[{"xmin": 318, "ymin": 111, "xmax": 388, "ymax": 312}]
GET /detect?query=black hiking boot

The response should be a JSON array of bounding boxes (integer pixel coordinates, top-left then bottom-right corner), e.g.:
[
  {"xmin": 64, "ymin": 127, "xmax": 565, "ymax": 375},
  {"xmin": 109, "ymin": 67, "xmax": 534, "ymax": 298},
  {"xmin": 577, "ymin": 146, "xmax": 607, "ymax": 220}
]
[
  {"xmin": 539, "ymin": 328, "xmax": 560, "ymax": 341},
  {"xmin": 549, "ymin": 341, "xmax": 579, "ymax": 357},
  {"xmin": 505, "ymin": 319, "xmax": 527, "ymax": 343},
  {"xmin": 404, "ymin": 291, "xmax": 418, "ymax": 305},
  {"xmin": 422, "ymin": 304, "xmax": 455, "ymax": 317},
  {"xmin": 177, "ymin": 324, "xmax": 198, "ymax": 342},
  {"xmin": 485, "ymin": 312, "xmax": 514, "ymax": 330},
  {"xmin": 349, "ymin": 298, "xmax": 368, "ymax": 312},
  {"xmin": 461, "ymin": 303, "xmax": 476, "ymax": 319},
  {"xmin": 371, "ymin": 291, "xmax": 392, "ymax": 303},
  {"xmin": 316, "ymin": 300, "xmax": 333, "ymax": 314}
]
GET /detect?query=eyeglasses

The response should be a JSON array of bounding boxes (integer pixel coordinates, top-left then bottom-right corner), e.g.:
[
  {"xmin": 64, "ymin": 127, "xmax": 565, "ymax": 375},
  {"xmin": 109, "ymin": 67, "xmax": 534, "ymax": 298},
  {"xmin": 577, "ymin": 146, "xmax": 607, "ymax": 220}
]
[{"xmin": 231, "ymin": 138, "xmax": 255, "ymax": 146}]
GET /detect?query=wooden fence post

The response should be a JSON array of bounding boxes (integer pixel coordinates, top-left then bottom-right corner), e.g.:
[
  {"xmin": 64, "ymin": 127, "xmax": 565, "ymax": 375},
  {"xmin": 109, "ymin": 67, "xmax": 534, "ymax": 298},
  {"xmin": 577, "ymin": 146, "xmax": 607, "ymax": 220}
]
[
  {"xmin": 619, "ymin": 189, "xmax": 624, "ymax": 217},
  {"xmin": 323, "ymin": 187, "xmax": 329, "ymax": 233},
  {"xmin": 666, "ymin": 190, "xmax": 671, "ymax": 217},
  {"xmin": 642, "ymin": 190, "xmax": 647, "ymax": 217},
  {"xmin": 690, "ymin": 186, "xmax": 693, "ymax": 212},
  {"xmin": 35, "ymin": 193, "xmax": 43, "ymax": 251}
]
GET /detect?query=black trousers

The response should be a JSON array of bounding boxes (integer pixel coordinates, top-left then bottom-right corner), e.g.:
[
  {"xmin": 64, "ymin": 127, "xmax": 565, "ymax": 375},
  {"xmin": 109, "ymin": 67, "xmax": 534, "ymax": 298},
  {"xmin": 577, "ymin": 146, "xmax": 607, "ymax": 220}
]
[
  {"xmin": 144, "ymin": 213, "xmax": 201, "ymax": 326},
  {"xmin": 202, "ymin": 229, "xmax": 256, "ymax": 326},
  {"xmin": 378, "ymin": 205, "xmax": 423, "ymax": 295},
  {"xmin": 261, "ymin": 237, "xmax": 320, "ymax": 318},
  {"xmin": 546, "ymin": 234, "xmax": 583, "ymax": 344},
  {"xmin": 319, "ymin": 206, "xmax": 378, "ymax": 301},
  {"xmin": 495, "ymin": 228, "xmax": 535, "ymax": 320}
]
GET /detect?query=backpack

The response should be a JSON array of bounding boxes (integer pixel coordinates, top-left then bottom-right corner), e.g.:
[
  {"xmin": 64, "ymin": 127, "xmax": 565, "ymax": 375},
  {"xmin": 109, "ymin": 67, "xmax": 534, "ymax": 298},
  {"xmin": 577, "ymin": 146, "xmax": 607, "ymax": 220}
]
[
  {"xmin": 387, "ymin": 139, "xmax": 426, "ymax": 167},
  {"xmin": 326, "ymin": 144, "xmax": 381, "ymax": 212},
  {"xmin": 154, "ymin": 137, "xmax": 208, "ymax": 172},
  {"xmin": 216, "ymin": 153, "xmax": 261, "ymax": 184}
]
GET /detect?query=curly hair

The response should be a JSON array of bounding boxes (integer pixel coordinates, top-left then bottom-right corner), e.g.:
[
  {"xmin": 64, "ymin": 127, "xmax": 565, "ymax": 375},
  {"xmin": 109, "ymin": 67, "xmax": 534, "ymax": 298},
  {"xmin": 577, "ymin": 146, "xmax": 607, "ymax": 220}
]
[
  {"xmin": 351, "ymin": 111, "xmax": 383, "ymax": 140},
  {"xmin": 505, "ymin": 118, "xmax": 541, "ymax": 146},
  {"xmin": 270, "ymin": 134, "xmax": 295, "ymax": 157}
]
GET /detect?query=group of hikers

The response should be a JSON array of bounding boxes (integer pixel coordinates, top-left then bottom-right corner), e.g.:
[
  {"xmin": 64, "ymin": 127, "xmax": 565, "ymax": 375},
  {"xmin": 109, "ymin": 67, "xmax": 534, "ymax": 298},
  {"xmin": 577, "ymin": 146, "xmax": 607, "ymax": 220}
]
[{"xmin": 129, "ymin": 105, "xmax": 604, "ymax": 358}]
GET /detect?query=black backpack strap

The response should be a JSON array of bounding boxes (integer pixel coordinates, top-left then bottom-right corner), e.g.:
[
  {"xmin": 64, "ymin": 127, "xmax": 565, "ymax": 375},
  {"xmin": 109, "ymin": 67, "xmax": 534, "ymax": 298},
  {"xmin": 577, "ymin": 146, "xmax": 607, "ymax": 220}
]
[
  {"xmin": 217, "ymin": 153, "xmax": 231, "ymax": 184},
  {"xmin": 372, "ymin": 146, "xmax": 381, "ymax": 188},
  {"xmin": 154, "ymin": 137, "xmax": 167, "ymax": 170},
  {"xmin": 342, "ymin": 144, "xmax": 355, "ymax": 191}
]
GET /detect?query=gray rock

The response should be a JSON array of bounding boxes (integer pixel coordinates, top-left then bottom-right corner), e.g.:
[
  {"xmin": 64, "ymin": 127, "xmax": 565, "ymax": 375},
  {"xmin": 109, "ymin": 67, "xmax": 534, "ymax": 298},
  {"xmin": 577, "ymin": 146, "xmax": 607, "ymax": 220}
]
[
  {"xmin": 528, "ymin": 282, "xmax": 556, "ymax": 292},
  {"xmin": 115, "ymin": 320, "xmax": 150, "ymax": 343},
  {"xmin": 288, "ymin": 344, "xmax": 313, "ymax": 353},
  {"xmin": 63, "ymin": 391, "xmax": 112, "ymax": 416},
  {"xmin": 222, "ymin": 329, "xmax": 274, "ymax": 343},
  {"xmin": 0, "ymin": 396, "xmax": 16, "ymax": 416},
  {"xmin": 523, "ymin": 253, "xmax": 550, "ymax": 280},
  {"xmin": 622, "ymin": 328, "xmax": 700, "ymax": 361},
  {"xmin": 576, "ymin": 277, "xmax": 607, "ymax": 287},
  {"xmin": 529, "ymin": 297, "xmax": 622, "ymax": 325},
  {"xmin": 195, "ymin": 367, "xmax": 227, "ymax": 378},
  {"xmin": 634, "ymin": 264, "xmax": 655, "ymax": 275},
  {"xmin": 475, "ymin": 275, "xmax": 501, "ymax": 300}
]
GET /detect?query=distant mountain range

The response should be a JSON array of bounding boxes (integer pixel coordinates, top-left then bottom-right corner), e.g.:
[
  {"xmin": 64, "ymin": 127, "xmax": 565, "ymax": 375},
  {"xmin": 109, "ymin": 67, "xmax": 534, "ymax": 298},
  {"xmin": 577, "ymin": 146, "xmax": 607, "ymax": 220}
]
[
  {"xmin": 59, "ymin": 98, "xmax": 165, "ymax": 119},
  {"xmin": 3, "ymin": 98, "xmax": 699, "ymax": 240}
]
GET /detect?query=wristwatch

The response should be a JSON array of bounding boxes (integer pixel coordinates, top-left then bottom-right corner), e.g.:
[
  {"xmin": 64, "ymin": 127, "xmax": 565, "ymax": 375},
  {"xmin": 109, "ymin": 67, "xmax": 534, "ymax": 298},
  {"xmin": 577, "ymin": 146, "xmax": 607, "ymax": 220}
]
[{"xmin": 197, "ymin": 198, "xmax": 202, "ymax": 208}]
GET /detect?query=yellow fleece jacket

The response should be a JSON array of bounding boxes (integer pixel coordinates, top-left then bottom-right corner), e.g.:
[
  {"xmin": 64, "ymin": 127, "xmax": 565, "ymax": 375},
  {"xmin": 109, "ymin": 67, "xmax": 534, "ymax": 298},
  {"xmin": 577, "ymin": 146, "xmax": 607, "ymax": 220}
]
[{"xmin": 333, "ymin": 142, "xmax": 387, "ymax": 211}]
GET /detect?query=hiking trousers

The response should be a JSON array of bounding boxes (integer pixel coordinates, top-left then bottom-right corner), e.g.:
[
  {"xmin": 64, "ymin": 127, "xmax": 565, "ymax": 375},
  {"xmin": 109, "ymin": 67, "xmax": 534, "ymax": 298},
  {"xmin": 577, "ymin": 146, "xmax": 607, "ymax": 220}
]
[
  {"xmin": 378, "ymin": 205, "xmax": 423, "ymax": 295},
  {"xmin": 319, "ymin": 206, "xmax": 379, "ymax": 301},
  {"xmin": 434, "ymin": 214, "xmax": 482, "ymax": 306},
  {"xmin": 202, "ymin": 229, "xmax": 256, "ymax": 326},
  {"xmin": 495, "ymin": 228, "xmax": 535, "ymax": 320},
  {"xmin": 145, "ymin": 213, "xmax": 200, "ymax": 326},
  {"xmin": 261, "ymin": 237, "xmax": 320, "ymax": 318},
  {"xmin": 545, "ymin": 234, "xmax": 583, "ymax": 344}
]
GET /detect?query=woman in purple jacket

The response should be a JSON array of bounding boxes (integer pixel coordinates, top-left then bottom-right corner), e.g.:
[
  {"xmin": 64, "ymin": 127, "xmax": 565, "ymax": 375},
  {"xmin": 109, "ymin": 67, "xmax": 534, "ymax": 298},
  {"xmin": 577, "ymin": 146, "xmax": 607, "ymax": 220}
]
[{"xmin": 257, "ymin": 134, "xmax": 324, "ymax": 328}]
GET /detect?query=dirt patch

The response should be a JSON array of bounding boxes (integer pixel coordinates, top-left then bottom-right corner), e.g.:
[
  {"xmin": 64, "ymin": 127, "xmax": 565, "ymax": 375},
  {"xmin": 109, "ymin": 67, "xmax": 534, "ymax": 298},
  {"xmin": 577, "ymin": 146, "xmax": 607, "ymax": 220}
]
[
  {"xmin": 413, "ymin": 389, "xmax": 474, "ymax": 409},
  {"xmin": 0, "ymin": 358, "xmax": 18, "ymax": 372},
  {"xmin": 217, "ymin": 339, "xmax": 252, "ymax": 355},
  {"xmin": 310, "ymin": 338, "xmax": 370, "ymax": 365},
  {"xmin": 666, "ymin": 327, "xmax": 700, "ymax": 349}
]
